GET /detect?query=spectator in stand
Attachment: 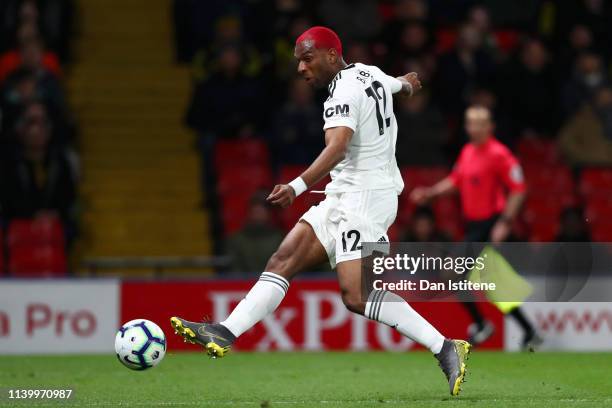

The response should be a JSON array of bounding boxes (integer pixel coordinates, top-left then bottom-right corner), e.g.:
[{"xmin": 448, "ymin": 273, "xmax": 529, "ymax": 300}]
[
  {"xmin": 0, "ymin": 102, "xmax": 77, "ymax": 230},
  {"xmin": 378, "ymin": 0, "xmax": 430, "ymax": 54},
  {"xmin": 557, "ymin": 25, "xmax": 595, "ymax": 78},
  {"xmin": 273, "ymin": 78, "xmax": 324, "ymax": 165},
  {"xmin": 434, "ymin": 22, "xmax": 496, "ymax": 119},
  {"xmin": 271, "ymin": 16, "xmax": 313, "ymax": 95},
  {"xmin": 467, "ymin": 5, "xmax": 503, "ymax": 61},
  {"xmin": 344, "ymin": 41, "xmax": 374, "ymax": 66},
  {"xmin": 186, "ymin": 44, "xmax": 262, "ymax": 141},
  {"xmin": 1, "ymin": 66, "xmax": 69, "ymax": 143},
  {"xmin": 400, "ymin": 206, "xmax": 451, "ymax": 242},
  {"xmin": 555, "ymin": 207, "xmax": 591, "ymax": 242},
  {"xmin": 499, "ymin": 38, "xmax": 559, "ymax": 138},
  {"xmin": 0, "ymin": 35, "xmax": 61, "ymax": 82},
  {"xmin": 0, "ymin": 0, "xmax": 73, "ymax": 59},
  {"xmin": 552, "ymin": 0, "xmax": 612, "ymax": 60},
  {"xmin": 562, "ymin": 52, "xmax": 610, "ymax": 116},
  {"xmin": 190, "ymin": 15, "xmax": 262, "ymax": 83},
  {"xmin": 226, "ymin": 192, "xmax": 283, "ymax": 273},
  {"xmin": 386, "ymin": 21, "xmax": 432, "ymax": 72},
  {"xmin": 317, "ymin": 0, "xmax": 381, "ymax": 42},
  {"xmin": 395, "ymin": 89, "xmax": 448, "ymax": 166},
  {"xmin": 559, "ymin": 86, "xmax": 612, "ymax": 167},
  {"xmin": 186, "ymin": 44, "xmax": 263, "ymax": 211}
]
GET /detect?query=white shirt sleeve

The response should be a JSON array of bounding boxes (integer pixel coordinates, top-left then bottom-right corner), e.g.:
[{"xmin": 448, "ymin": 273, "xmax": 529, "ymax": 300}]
[
  {"xmin": 385, "ymin": 75, "xmax": 403, "ymax": 94},
  {"xmin": 372, "ymin": 66, "xmax": 402, "ymax": 94},
  {"xmin": 322, "ymin": 80, "xmax": 361, "ymax": 131}
]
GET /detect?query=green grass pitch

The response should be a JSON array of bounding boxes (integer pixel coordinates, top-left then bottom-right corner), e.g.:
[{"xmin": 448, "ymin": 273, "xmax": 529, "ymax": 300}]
[{"xmin": 0, "ymin": 351, "xmax": 611, "ymax": 407}]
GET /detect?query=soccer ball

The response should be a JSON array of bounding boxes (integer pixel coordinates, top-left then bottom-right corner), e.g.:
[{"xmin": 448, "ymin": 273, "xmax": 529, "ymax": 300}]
[{"xmin": 115, "ymin": 319, "xmax": 166, "ymax": 370}]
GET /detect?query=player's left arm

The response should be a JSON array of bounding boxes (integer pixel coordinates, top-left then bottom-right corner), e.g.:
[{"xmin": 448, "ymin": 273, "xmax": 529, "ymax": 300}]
[
  {"xmin": 491, "ymin": 154, "xmax": 527, "ymax": 243},
  {"xmin": 267, "ymin": 126, "xmax": 353, "ymax": 208},
  {"xmin": 379, "ymin": 71, "xmax": 422, "ymax": 98}
]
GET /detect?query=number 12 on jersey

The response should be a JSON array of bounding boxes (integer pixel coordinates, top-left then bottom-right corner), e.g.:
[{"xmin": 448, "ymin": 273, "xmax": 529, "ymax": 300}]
[{"xmin": 365, "ymin": 80, "xmax": 390, "ymax": 135}]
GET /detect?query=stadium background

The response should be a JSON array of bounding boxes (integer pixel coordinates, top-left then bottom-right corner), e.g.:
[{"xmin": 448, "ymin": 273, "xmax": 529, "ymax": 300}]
[{"xmin": 1, "ymin": 0, "xmax": 612, "ymax": 357}]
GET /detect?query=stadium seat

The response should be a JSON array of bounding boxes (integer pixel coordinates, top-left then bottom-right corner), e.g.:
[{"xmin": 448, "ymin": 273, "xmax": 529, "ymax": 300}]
[
  {"xmin": 528, "ymin": 220, "xmax": 558, "ymax": 242},
  {"xmin": 523, "ymin": 165, "xmax": 575, "ymax": 195},
  {"xmin": 214, "ymin": 139, "xmax": 270, "ymax": 171},
  {"xmin": 398, "ymin": 166, "xmax": 449, "ymax": 223},
  {"xmin": 580, "ymin": 168, "xmax": 612, "ymax": 197},
  {"xmin": 8, "ymin": 244, "xmax": 67, "ymax": 277},
  {"xmin": 585, "ymin": 197, "xmax": 612, "ymax": 223},
  {"xmin": 493, "ymin": 30, "xmax": 521, "ymax": 54},
  {"xmin": 221, "ymin": 193, "xmax": 253, "ymax": 235},
  {"xmin": 7, "ymin": 218, "xmax": 65, "ymax": 247},
  {"xmin": 523, "ymin": 196, "xmax": 565, "ymax": 224},
  {"xmin": 435, "ymin": 28, "xmax": 457, "ymax": 54},
  {"xmin": 590, "ymin": 223, "xmax": 612, "ymax": 242},
  {"xmin": 517, "ymin": 138, "xmax": 561, "ymax": 166},
  {"xmin": 0, "ymin": 229, "xmax": 4, "ymax": 276},
  {"xmin": 400, "ymin": 167, "xmax": 448, "ymax": 191},
  {"xmin": 216, "ymin": 165, "xmax": 274, "ymax": 198},
  {"xmin": 277, "ymin": 165, "xmax": 329, "ymax": 231},
  {"xmin": 434, "ymin": 29, "xmax": 520, "ymax": 55}
]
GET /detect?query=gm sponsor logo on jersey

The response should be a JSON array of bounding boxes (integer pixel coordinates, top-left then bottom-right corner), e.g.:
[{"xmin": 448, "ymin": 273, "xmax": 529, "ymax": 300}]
[{"xmin": 325, "ymin": 104, "xmax": 350, "ymax": 118}]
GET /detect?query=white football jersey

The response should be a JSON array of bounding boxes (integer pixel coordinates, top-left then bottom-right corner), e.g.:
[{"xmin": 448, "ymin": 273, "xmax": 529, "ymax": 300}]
[{"xmin": 322, "ymin": 62, "xmax": 404, "ymax": 194}]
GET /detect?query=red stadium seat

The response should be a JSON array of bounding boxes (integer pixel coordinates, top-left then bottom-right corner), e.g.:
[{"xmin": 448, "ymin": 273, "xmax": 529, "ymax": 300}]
[
  {"xmin": 8, "ymin": 244, "xmax": 67, "ymax": 277},
  {"xmin": 528, "ymin": 220, "xmax": 558, "ymax": 242},
  {"xmin": 277, "ymin": 165, "xmax": 329, "ymax": 231},
  {"xmin": 523, "ymin": 165, "xmax": 575, "ymax": 195},
  {"xmin": 585, "ymin": 197, "xmax": 612, "ymax": 223},
  {"xmin": 401, "ymin": 166, "xmax": 448, "ymax": 190},
  {"xmin": 0, "ymin": 229, "xmax": 4, "ymax": 276},
  {"xmin": 590, "ymin": 223, "xmax": 612, "ymax": 242},
  {"xmin": 214, "ymin": 139, "xmax": 270, "ymax": 171},
  {"xmin": 7, "ymin": 218, "xmax": 65, "ymax": 247},
  {"xmin": 220, "ymin": 193, "xmax": 252, "ymax": 235},
  {"xmin": 523, "ymin": 196, "xmax": 565, "ymax": 224},
  {"xmin": 216, "ymin": 165, "xmax": 273, "ymax": 198},
  {"xmin": 517, "ymin": 138, "xmax": 561, "ymax": 166},
  {"xmin": 493, "ymin": 30, "xmax": 521, "ymax": 54},
  {"xmin": 398, "ymin": 167, "xmax": 449, "ymax": 220},
  {"xmin": 580, "ymin": 168, "xmax": 612, "ymax": 197},
  {"xmin": 435, "ymin": 28, "xmax": 457, "ymax": 54}
]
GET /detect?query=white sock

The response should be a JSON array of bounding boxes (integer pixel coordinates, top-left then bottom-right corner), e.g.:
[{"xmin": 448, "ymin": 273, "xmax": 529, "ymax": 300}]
[
  {"xmin": 365, "ymin": 290, "xmax": 445, "ymax": 354},
  {"xmin": 220, "ymin": 272, "xmax": 289, "ymax": 337}
]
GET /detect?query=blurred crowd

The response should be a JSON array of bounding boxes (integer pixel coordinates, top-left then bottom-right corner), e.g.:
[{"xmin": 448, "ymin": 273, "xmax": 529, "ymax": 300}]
[
  {"xmin": 0, "ymin": 0, "xmax": 77, "ymax": 249},
  {"xmin": 175, "ymin": 0, "xmax": 612, "ymax": 163},
  {"xmin": 173, "ymin": 0, "xmax": 611, "ymax": 267}
]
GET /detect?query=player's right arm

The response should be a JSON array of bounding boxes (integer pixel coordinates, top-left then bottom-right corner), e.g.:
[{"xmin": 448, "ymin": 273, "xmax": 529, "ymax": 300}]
[
  {"xmin": 267, "ymin": 126, "xmax": 353, "ymax": 208},
  {"xmin": 410, "ymin": 177, "xmax": 457, "ymax": 205},
  {"xmin": 268, "ymin": 74, "xmax": 361, "ymax": 208}
]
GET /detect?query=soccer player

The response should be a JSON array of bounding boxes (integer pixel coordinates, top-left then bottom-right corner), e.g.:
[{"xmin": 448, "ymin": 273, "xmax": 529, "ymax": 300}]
[
  {"xmin": 171, "ymin": 26, "xmax": 471, "ymax": 396},
  {"xmin": 411, "ymin": 105, "xmax": 542, "ymax": 349}
]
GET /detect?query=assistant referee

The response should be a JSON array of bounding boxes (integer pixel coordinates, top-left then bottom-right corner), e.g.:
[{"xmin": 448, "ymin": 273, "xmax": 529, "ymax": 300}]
[{"xmin": 410, "ymin": 105, "xmax": 541, "ymax": 349}]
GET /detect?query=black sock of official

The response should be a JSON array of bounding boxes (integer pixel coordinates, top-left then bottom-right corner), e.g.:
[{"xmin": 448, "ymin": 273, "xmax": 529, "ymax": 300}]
[
  {"xmin": 462, "ymin": 302, "xmax": 485, "ymax": 328},
  {"xmin": 509, "ymin": 307, "xmax": 534, "ymax": 336}
]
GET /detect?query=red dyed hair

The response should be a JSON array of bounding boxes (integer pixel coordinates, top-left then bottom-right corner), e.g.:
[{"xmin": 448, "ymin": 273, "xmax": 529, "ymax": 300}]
[{"xmin": 295, "ymin": 26, "xmax": 343, "ymax": 56}]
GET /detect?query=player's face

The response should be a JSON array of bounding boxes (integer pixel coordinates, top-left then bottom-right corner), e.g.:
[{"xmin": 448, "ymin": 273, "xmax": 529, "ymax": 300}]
[{"xmin": 294, "ymin": 42, "xmax": 335, "ymax": 89}]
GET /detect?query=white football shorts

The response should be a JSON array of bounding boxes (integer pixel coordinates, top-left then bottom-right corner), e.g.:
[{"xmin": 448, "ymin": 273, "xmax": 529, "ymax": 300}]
[{"xmin": 300, "ymin": 189, "xmax": 398, "ymax": 268}]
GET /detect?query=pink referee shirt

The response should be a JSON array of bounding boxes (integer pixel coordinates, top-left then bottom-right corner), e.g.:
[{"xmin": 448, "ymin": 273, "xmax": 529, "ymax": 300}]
[{"xmin": 449, "ymin": 136, "xmax": 525, "ymax": 221}]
